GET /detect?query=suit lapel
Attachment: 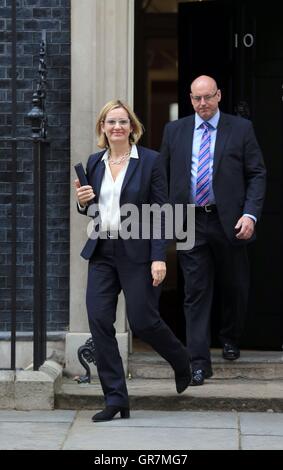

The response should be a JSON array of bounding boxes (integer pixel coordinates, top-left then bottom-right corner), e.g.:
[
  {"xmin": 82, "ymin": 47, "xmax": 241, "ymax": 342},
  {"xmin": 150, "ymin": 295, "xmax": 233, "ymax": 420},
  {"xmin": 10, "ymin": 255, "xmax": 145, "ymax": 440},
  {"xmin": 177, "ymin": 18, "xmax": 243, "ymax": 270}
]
[
  {"xmin": 92, "ymin": 154, "xmax": 106, "ymax": 200},
  {"xmin": 120, "ymin": 152, "xmax": 140, "ymax": 194},
  {"xmin": 177, "ymin": 117, "xmax": 194, "ymax": 192},
  {"xmin": 213, "ymin": 113, "xmax": 231, "ymax": 177},
  {"xmin": 184, "ymin": 117, "xmax": 194, "ymax": 180}
]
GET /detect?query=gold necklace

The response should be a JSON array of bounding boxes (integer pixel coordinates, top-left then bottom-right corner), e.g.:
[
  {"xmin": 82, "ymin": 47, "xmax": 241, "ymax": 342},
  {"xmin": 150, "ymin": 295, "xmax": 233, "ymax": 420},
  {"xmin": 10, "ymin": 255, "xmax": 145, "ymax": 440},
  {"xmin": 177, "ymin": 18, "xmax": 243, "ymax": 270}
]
[{"xmin": 108, "ymin": 148, "xmax": 131, "ymax": 165}]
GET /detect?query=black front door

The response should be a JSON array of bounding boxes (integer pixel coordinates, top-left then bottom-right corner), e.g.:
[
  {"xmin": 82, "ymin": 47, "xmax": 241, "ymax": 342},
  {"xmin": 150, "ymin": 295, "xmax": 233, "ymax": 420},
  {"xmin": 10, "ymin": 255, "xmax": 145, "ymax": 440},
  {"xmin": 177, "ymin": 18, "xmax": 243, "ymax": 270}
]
[{"xmin": 178, "ymin": 0, "xmax": 283, "ymax": 349}]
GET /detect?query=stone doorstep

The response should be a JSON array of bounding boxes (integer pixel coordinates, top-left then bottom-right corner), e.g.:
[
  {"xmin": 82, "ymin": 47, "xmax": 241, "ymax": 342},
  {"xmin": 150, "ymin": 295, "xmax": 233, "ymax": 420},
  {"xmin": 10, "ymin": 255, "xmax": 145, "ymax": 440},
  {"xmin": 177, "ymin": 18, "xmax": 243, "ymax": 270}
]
[
  {"xmin": 0, "ymin": 360, "xmax": 63, "ymax": 411},
  {"xmin": 55, "ymin": 350, "xmax": 283, "ymax": 412},
  {"xmin": 129, "ymin": 364, "xmax": 283, "ymax": 380},
  {"xmin": 55, "ymin": 377, "xmax": 283, "ymax": 412},
  {"xmin": 15, "ymin": 370, "xmax": 54, "ymax": 411},
  {"xmin": 2, "ymin": 352, "xmax": 282, "ymax": 411},
  {"xmin": 0, "ymin": 371, "xmax": 15, "ymax": 410},
  {"xmin": 129, "ymin": 350, "xmax": 283, "ymax": 380}
]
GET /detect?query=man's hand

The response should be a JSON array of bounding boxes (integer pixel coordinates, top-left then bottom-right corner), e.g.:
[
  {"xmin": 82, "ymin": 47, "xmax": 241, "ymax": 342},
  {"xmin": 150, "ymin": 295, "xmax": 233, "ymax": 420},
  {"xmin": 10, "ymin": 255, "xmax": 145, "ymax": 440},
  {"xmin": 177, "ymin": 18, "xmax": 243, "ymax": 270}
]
[
  {"xmin": 74, "ymin": 179, "xmax": 95, "ymax": 206},
  {"xmin": 235, "ymin": 215, "xmax": 255, "ymax": 240},
  {"xmin": 151, "ymin": 261, "xmax": 166, "ymax": 287}
]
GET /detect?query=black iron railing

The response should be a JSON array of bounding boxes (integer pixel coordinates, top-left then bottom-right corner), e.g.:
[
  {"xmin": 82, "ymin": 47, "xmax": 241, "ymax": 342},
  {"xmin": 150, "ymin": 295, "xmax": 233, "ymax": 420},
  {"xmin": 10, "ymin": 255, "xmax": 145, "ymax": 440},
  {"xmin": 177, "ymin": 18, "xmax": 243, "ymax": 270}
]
[
  {"xmin": 0, "ymin": 23, "xmax": 49, "ymax": 370},
  {"xmin": 75, "ymin": 338, "xmax": 96, "ymax": 384},
  {"xmin": 28, "ymin": 31, "xmax": 48, "ymax": 371}
]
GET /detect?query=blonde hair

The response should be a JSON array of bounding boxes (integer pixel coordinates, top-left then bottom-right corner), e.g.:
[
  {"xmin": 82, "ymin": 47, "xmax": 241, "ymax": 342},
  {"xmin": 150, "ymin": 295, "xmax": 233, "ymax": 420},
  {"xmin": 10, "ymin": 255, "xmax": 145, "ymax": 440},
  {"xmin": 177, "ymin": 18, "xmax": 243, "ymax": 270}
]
[{"xmin": 96, "ymin": 100, "xmax": 144, "ymax": 149}]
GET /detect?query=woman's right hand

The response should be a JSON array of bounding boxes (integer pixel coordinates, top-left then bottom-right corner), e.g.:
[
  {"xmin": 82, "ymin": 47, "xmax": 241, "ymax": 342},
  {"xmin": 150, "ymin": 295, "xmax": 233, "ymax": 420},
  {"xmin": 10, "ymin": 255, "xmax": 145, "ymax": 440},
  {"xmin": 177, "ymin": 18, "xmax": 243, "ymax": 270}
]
[{"xmin": 74, "ymin": 179, "xmax": 95, "ymax": 206}]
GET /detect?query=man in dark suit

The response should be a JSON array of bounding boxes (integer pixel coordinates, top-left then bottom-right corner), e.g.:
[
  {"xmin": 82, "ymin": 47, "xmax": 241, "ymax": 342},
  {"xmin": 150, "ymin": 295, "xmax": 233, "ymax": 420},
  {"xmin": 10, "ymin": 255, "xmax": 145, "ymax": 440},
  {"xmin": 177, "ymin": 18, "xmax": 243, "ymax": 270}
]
[{"xmin": 160, "ymin": 75, "xmax": 266, "ymax": 385}]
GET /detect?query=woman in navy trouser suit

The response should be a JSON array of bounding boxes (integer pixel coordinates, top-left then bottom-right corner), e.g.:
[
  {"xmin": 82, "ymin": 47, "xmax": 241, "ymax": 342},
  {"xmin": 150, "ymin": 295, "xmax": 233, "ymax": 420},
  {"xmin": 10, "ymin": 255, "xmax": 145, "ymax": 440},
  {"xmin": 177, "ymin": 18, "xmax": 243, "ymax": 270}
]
[{"xmin": 75, "ymin": 100, "xmax": 191, "ymax": 422}]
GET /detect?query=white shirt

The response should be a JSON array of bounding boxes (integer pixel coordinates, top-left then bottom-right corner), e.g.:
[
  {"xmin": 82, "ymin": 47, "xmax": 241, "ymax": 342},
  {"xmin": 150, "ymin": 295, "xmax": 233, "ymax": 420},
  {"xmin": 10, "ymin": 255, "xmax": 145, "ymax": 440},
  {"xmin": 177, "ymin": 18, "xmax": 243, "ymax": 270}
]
[{"xmin": 99, "ymin": 144, "xmax": 139, "ymax": 231}]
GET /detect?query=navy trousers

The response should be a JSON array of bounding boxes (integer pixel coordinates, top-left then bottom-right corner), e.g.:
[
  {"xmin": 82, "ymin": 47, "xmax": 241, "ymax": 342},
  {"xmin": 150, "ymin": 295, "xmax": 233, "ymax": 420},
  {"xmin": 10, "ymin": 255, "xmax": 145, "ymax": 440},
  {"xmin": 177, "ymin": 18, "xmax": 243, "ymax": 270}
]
[
  {"xmin": 178, "ymin": 211, "xmax": 249, "ymax": 373},
  {"xmin": 86, "ymin": 238, "xmax": 189, "ymax": 407}
]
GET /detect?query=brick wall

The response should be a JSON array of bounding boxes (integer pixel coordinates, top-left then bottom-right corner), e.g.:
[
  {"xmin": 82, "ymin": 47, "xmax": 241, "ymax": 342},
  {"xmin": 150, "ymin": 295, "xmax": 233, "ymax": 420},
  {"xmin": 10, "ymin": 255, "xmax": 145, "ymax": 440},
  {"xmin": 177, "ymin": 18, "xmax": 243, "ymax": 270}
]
[{"xmin": 0, "ymin": 0, "xmax": 70, "ymax": 332}]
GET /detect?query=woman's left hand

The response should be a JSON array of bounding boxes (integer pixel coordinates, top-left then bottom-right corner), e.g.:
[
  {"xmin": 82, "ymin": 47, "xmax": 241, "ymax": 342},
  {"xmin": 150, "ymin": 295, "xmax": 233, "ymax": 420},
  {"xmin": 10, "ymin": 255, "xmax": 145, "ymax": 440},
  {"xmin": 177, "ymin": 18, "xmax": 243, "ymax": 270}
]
[{"xmin": 151, "ymin": 261, "xmax": 166, "ymax": 287}]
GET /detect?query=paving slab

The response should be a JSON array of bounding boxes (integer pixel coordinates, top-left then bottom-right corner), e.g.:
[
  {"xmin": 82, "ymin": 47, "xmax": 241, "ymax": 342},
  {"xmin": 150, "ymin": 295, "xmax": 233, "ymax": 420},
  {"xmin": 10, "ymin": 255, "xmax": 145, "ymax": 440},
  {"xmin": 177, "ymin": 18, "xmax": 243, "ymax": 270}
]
[
  {"xmin": 63, "ymin": 427, "xmax": 238, "ymax": 450},
  {"xmin": 63, "ymin": 410, "xmax": 238, "ymax": 450},
  {"xmin": 0, "ymin": 409, "xmax": 283, "ymax": 450},
  {"xmin": 241, "ymin": 435, "xmax": 283, "ymax": 450},
  {"xmin": 73, "ymin": 409, "xmax": 238, "ymax": 429},
  {"xmin": 0, "ymin": 422, "xmax": 72, "ymax": 450},
  {"xmin": 239, "ymin": 412, "xmax": 283, "ymax": 436},
  {"xmin": 0, "ymin": 409, "xmax": 76, "ymax": 423},
  {"xmin": 0, "ymin": 410, "xmax": 76, "ymax": 450}
]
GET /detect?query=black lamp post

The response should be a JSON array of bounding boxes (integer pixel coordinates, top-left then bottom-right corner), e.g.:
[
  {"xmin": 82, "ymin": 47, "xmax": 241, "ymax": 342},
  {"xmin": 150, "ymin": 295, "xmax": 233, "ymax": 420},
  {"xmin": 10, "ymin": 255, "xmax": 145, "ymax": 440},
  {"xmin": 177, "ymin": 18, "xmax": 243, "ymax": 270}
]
[
  {"xmin": 27, "ymin": 92, "xmax": 45, "ymax": 140},
  {"xmin": 27, "ymin": 30, "xmax": 47, "ymax": 141},
  {"xmin": 26, "ymin": 31, "xmax": 48, "ymax": 370}
]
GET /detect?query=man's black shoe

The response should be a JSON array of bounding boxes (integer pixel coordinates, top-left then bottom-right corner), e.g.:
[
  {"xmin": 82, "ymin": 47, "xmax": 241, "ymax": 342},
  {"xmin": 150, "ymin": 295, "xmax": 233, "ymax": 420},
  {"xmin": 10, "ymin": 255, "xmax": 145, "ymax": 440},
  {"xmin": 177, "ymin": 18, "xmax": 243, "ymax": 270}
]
[
  {"xmin": 175, "ymin": 369, "xmax": 192, "ymax": 394},
  {"xmin": 191, "ymin": 368, "xmax": 213, "ymax": 386},
  {"xmin": 222, "ymin": 343, "xmax": 240, "ymax": 361}
]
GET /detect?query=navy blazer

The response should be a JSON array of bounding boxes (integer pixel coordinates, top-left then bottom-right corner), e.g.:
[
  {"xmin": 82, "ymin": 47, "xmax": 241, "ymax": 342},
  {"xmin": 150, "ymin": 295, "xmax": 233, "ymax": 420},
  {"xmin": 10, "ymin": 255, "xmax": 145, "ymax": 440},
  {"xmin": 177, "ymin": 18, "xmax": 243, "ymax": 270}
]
[
  {"xmin": 160, "ymin": 112, "xmax": 266, "ymax": 245},
  {"xmin": 78, "ymin": 145, "xmax": 168, "ymax": 263}
]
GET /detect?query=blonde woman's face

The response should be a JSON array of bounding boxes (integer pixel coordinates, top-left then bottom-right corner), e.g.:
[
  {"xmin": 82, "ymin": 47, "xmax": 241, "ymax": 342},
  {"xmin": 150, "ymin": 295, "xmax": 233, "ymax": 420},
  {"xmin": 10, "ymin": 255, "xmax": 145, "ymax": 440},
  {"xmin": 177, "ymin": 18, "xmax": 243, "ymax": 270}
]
[{"xmin": 101, "ymin": 107, "xmax": 132, "ymax": 147}]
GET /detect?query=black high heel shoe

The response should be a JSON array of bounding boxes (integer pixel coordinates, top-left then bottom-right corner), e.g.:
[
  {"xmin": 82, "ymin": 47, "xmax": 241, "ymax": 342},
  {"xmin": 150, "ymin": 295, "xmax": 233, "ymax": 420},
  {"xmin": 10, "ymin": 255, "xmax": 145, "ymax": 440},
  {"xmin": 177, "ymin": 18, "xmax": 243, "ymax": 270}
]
[
  {"xmin": 92, "ymin": 405, "xmax": 130, "ymax": 422},
  {"xmin": 174, "ymin": 368, "xmax": 192, "ymax": 394}
]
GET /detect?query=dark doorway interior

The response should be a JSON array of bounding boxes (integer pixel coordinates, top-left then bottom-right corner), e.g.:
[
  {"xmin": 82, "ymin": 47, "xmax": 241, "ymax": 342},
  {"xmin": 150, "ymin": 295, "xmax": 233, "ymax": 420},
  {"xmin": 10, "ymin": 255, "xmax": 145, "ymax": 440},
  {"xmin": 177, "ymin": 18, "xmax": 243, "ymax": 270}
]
[
  {"xmin": 134, "ymin": 1, "xmax": 184, "ymax": 345},
  {"xmin": 178, "ymin": 0, "xmax": 282, "ymax": 350},
  {"xmin": 134, "ymin": 0, "xmax": 283, "ymax": 350}
]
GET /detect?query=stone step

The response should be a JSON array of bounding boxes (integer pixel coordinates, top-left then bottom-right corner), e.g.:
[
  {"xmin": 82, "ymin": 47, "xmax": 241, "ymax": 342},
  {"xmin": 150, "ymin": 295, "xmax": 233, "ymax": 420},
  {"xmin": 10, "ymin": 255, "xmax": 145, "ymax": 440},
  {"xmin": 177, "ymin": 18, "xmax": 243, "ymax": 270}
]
[
  {"xmin": 128, "ymin": 350, "xmax": 283, "ymax": 380},
  {"xmin": 55, "ymin": 351, "xmax": 283, "ymax": 412},
  {"xmin": 55, "ymin": 377, "xmax": 283, "ymax": 412}
]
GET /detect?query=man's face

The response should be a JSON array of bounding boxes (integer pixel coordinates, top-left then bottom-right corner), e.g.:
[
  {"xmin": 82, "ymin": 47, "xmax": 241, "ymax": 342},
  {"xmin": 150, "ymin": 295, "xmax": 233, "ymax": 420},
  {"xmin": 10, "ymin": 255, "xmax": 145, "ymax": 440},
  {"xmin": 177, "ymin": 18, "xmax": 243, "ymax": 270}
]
[{"xmin": 190, "ymin": 81, "xmax": 221, "ymax": 120}]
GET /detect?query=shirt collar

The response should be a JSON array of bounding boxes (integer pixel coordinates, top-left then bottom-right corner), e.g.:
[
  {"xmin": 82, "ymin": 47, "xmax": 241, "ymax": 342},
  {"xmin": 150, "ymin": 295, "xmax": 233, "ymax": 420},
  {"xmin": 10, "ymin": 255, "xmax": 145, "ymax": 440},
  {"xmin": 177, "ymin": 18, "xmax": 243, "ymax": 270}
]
[
  {"xmin": 195, "ymin": 109, "xmax": 220, "ymax": 130},
  {"xmin": 102, "ymin": 144, "xmax": 139, "ymax": 161}
]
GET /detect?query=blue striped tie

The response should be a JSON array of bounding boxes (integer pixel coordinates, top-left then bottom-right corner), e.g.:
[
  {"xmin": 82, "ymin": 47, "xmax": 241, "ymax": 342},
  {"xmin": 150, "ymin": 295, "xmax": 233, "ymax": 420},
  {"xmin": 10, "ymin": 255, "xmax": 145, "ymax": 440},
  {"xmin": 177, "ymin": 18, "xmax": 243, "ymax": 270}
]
[{"xmin": 196, "ymin": 122, "xmax": 211, "ymax": 206}]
